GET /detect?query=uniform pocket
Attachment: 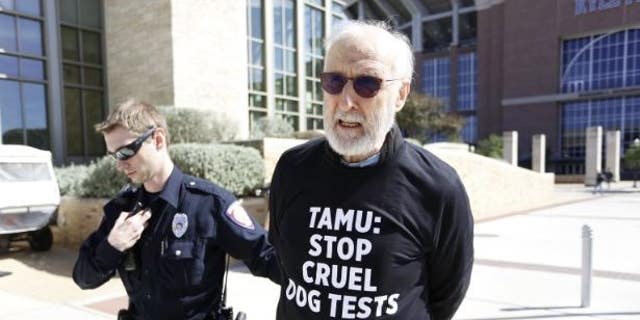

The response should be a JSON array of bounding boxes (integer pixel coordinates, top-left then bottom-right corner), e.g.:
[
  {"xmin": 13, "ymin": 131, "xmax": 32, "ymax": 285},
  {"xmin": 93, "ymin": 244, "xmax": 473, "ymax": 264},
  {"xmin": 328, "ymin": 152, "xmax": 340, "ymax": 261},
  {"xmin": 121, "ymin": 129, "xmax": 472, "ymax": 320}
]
[{"xmin": 159, "ymin": 240, "xmax": 194, "ymax": 290}]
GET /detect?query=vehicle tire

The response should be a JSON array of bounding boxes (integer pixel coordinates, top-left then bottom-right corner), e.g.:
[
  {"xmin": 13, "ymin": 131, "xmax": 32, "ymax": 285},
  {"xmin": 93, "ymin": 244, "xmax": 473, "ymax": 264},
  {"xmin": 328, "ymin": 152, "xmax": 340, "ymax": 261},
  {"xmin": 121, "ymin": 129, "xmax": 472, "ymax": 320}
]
[{"xmin": 28, "ymin": 226, "xmax": 53, "ymax": 251}]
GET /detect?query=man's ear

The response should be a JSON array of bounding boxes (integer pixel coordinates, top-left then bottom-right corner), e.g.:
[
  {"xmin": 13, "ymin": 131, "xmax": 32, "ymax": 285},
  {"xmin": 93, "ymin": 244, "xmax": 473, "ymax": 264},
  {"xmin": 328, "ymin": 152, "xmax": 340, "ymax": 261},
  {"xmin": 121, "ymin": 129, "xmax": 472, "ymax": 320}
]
[
  {"xmin": 395, "ymin": 82, "xmax": 411, "ymax": 112},
  {"xmin": 154, "ymin": 128, "xmax": 168, "ymax": 149}
]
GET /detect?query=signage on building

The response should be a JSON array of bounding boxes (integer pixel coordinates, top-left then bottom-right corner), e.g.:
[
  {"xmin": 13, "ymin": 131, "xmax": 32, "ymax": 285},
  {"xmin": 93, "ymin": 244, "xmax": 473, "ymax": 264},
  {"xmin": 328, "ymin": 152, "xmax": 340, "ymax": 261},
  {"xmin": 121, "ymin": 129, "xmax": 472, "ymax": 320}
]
[{"xmin": 576, "ymin": 0, "xmax": 640, "ymax": 15}]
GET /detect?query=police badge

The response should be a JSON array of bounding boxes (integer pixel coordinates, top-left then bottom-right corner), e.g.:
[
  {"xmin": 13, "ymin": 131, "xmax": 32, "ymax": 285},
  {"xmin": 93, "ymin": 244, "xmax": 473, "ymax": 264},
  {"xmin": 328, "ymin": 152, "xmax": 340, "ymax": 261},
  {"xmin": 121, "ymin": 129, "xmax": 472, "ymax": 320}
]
[{"xmin": 172, "ymin": 213, "xmax": 188, "ymax": 238}]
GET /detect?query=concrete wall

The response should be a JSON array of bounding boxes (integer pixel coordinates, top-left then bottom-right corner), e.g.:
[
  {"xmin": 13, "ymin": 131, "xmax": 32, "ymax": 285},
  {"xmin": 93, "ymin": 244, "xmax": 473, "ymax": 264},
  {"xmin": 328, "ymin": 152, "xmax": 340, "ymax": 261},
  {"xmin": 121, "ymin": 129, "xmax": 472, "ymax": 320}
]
[
  {"xmin": 426, "ymin": 144, "xmax": 555, "ymax": 221},
  {"xmin": 104, "ymin": 0, "xmax": 175, "ymax": 107},
  {"xmin": 171, "ymin": 0, "xmax": 249, "ymax": 138},
  {"xmin": 104, "ymin": 0, "xmax": 249, "ymax": 138}
]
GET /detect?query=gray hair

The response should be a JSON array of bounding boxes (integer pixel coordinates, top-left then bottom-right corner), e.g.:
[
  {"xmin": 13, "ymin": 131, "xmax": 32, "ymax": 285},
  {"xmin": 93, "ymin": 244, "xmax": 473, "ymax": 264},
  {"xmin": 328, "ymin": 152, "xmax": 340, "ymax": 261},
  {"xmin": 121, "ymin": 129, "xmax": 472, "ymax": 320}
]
[{"xmin": 325, "ymin": 20, "xmax": 414, "ymax": 81}]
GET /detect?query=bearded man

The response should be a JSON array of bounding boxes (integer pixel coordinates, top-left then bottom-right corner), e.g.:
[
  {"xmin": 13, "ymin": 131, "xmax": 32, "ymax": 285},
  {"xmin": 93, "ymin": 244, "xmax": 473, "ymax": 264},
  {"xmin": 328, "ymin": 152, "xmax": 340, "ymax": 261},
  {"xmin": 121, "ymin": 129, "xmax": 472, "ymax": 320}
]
[{"xmin": 267, "ymin": 20, "xmax": 474, "ymax": 320}]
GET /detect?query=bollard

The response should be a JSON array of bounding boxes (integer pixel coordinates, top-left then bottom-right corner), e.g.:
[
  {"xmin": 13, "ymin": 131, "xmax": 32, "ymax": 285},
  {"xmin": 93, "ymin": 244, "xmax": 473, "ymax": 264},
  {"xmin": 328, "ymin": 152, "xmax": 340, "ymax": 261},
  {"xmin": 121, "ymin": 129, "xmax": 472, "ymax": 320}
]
[{"xmin": 581, "ymin": 225, "xmax": 593, "ymax": 307}]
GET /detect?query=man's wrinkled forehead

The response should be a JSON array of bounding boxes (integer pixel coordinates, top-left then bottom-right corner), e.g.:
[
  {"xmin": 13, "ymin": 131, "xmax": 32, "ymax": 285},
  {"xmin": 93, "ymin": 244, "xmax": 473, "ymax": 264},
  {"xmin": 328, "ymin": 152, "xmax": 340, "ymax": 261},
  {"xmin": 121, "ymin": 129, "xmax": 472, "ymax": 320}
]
[{"xmin": 325, "ymin": 35, "xmax": 395, "ymax": 73}]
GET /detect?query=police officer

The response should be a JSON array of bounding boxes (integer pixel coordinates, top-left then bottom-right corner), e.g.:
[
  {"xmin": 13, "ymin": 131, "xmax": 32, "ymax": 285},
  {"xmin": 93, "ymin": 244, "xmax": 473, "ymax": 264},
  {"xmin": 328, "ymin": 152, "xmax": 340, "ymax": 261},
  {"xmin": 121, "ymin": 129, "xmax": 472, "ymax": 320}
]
[{"xmin": 73, "ymin": 99, "xmax": 280, "ymax": 320}]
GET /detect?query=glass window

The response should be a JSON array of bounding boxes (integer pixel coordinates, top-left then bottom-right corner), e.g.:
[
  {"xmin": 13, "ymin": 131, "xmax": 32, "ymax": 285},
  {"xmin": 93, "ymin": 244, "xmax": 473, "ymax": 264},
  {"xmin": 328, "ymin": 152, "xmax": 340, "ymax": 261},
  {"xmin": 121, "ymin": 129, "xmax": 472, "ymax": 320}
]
[
  {"xmin": 0, "ymin": 54, "xmax": 18, "ymax": 77},
  {"xmin": 592, "ymin": 31, "xmax": 625, "ymax": 90},
  {"xmin": 22, "ymin": 83, "xmax": 48, "ymax": 149},
  {"xmin": 84, "ymin": 90, "xmax": 104, "ymax": 156},
  {"xmin": 60, "ymin": 0, "xmax": 78, "ymax": 25},
  {"xmin": 286, "ymin": 75, "xmax": 297, "ymax": 96},
  {"xmin": 63, "ymin": 64, "xmax": 80, "ymax": 83},
  {"xmin": 61, "ymin": 27, "xmax": 79, "ymax": 60},
  {"xmin": 0, "ymin": 0, "xmax": 13, "ymax": 11},
  {"xmin": 423, "ymin": 18, "xmax": 452, "ymax": 52},
  {"xmin": 424, "ymin": 0, "xmax": 452, "ymax": 13},
  {"xmin": 285, "ymin": 50, "xmax": 295, "ymax": 72},
  {"xmin": 561, "ymin": 96, "xmax": 640, "ymax": 168},
  {"xmin": 457, "ymin": 52, "xmax": 477, "ymax": 111},
  {"xmin": 275, "ymin": 73, "xmax": 284, "ymax": 95},
  {"xmin": 284, "ymin": 0, "xmax": 295, "ymax": 47},
  {"xmin": 274, "ymin": 1, "xmax": 283, "ymax": 45},
  {"xmin": 82, "ymin": 30, "xmax": 102, "ymax": 64},
  {"xmin": 627, "ymin": 28, "xmax": 640, "ymax": 87},
  {"xmin": 0, "ymin": 14, "xmax": 17, "ymax": 52},
  {"xmin": 421, "ymin": 57, "xmax": 450, "ymax": 110},
  {"xmin": 251, "ymin": 67, "xmax": 264, "ymax": 91},
  {"xmin": 561, "ymin": 28, "xmax": 639, "ymax": 93},
  {"xmin": 18, "ymin": 18, "xmax": 43, "ymax": 55},
  {"xmin": 250, "ymin": 0, "xmax": 263, "ymax": 39},
  {"xmin": 0, "ymin": 79, "xmax": 22, "ymax": 144},
  {"xmin": 16, "ymin": 0, "xmax": 41, "ymax": 16},
  {"xmin": 251, "ymin": 41, "xmax": 263, "ymax": 65},
  {"xmin": 64, "ymin": 88, "xmax": 82, "ymax": 156},
  {"xmin": 561, "ymin": 36, "xmax": 591, "ymax": 93},
  {"xmin": 79, "ymin": 0, "xmax": 101, "ymax": 29},
  {"xmin": 275, "ymin": 47, "xmax": 283, "ymax": 70},
  {"xmin": 332, "ymin": 1, "xmax": 346, "ymax": 28},
  {"xmin": 83, "ymin": 67, "xmax": 102, "ymax": 86},
  {"xmin": 306, "ymin": 0, "xmax": 323, "ymax": 6},
  {"xmin": 458, "ymin": 12, "xmax": 477, "ymax": 45},
  {"xmin": 20, "ymin": 58, "xmax": 44, "ymax": 79}
]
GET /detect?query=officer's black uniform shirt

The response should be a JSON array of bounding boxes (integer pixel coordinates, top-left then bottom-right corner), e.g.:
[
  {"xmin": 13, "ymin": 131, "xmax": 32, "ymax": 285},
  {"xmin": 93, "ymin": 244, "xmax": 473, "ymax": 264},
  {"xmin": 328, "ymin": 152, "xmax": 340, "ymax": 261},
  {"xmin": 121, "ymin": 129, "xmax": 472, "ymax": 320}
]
[
  {"xmin": 269, "ymin": 125, "xmax": 474, "ymax": 320},
  {"xmin": 73, "ymin": 166, "xmax": 280, "ymax": 320}
]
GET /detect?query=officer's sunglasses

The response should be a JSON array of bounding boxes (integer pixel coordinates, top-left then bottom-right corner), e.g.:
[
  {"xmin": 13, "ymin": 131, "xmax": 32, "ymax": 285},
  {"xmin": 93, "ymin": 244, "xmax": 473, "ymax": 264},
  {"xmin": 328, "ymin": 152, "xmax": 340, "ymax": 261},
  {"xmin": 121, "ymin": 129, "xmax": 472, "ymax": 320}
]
[
  {"xmin": 108, "ymin": 127, "xmax": 156, "ymax": 161},
  {"xmin": 320, "ymin": 72, "xmax": 402, "ymax": 98}
]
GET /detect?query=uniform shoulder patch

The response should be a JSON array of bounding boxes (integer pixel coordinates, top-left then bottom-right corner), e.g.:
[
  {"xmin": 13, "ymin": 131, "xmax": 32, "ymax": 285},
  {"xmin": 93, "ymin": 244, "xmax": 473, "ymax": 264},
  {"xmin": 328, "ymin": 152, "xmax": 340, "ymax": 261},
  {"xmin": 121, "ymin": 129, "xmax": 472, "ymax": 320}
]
[{"xmin": 225, "ymin": 201, "xmax": 255, "ymax": 230}]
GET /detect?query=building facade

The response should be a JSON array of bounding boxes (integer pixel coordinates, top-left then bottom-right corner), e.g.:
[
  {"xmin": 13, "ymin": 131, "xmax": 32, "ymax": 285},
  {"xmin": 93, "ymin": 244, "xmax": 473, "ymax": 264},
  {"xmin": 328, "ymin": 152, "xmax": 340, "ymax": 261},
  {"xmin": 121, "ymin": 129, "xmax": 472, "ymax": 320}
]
[
  {"xmin": 0, "ymin": 0, "xmax": 106, "ymax": 164},
  {"xmin": 2, "ymin": 0, "xmax": 639, "ymax": 176},
  {"xmin": 346, "ymin": 0, "xmax": 640, "ymax": 175}
]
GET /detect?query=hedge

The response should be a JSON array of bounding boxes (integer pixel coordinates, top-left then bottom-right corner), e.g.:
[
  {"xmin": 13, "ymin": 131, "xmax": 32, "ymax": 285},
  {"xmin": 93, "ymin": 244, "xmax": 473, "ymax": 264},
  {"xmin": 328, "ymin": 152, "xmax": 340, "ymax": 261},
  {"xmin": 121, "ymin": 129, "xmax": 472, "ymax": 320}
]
[
  {"xmin": 55, "ymin": 143, "xmax": 264, "ymax": 198},
  {"xmin": 170, "ymin": 144, "xmax": 264, "ymax": 197}
]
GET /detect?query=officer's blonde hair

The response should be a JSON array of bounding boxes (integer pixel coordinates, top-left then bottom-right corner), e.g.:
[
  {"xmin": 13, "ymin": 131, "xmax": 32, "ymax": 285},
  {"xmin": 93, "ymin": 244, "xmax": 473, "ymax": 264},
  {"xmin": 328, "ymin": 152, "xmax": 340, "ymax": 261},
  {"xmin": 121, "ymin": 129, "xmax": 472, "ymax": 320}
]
[{"xmin": 95, "ymin": 99, "xmax": 170, "ymax": 143}]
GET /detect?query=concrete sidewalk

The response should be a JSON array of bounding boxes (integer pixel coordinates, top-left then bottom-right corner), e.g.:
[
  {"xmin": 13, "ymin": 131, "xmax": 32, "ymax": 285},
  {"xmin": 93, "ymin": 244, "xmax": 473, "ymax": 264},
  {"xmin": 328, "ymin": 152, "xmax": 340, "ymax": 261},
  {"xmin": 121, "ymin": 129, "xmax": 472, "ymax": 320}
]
[{"xmin": 1, "ymin": 183, "xmax": 638, "ymax": 319}]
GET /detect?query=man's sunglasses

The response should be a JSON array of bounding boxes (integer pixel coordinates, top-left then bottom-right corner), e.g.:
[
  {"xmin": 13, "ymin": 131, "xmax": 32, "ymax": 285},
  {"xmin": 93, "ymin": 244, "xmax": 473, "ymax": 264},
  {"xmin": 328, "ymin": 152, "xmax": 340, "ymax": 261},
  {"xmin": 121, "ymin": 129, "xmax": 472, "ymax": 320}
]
[
  {"xmin": 320, "ymin": 72, "xmax": 402, "ymax": 98},
  {"xmin": 108, "ymin": 127, "xmax": 156, "ymax": 161}
]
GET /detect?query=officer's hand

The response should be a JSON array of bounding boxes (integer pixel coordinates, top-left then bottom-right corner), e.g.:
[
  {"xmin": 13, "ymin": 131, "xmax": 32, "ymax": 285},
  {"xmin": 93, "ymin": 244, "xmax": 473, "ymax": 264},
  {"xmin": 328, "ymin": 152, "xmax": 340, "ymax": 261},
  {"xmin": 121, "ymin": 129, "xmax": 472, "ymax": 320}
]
[{"xmin": 107, "ymin": 209, "xmax": 152, "ymax": 252}]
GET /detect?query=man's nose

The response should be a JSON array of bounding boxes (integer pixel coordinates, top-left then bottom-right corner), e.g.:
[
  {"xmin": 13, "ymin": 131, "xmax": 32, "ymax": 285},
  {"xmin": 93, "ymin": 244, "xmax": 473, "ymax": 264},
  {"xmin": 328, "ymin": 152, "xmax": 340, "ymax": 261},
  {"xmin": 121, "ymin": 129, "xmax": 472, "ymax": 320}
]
[{"xmin": 337, "ymin": 81, "xmax": 357, "ymax": 112}]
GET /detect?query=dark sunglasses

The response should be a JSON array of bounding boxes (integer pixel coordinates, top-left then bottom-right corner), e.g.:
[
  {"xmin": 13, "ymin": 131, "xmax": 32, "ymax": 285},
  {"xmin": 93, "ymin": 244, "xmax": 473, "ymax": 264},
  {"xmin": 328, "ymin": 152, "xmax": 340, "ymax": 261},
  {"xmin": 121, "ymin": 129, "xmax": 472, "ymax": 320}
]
[
  {"xmin": 108, "ymin": 127, "xmax": 156, "ymax": 161},
  {"xmin": 320, "ymin": 72, "xmax": 402, "ymax": 98}
]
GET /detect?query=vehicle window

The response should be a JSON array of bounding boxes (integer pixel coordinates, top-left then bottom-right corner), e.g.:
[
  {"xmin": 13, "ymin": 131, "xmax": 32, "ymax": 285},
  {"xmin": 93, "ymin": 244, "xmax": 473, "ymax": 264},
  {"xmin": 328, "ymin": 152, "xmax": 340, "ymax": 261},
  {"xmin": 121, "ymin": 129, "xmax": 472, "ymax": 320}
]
[{"xmin": 0, "ymin": 162, "xmax": 52, "ymax": 181}]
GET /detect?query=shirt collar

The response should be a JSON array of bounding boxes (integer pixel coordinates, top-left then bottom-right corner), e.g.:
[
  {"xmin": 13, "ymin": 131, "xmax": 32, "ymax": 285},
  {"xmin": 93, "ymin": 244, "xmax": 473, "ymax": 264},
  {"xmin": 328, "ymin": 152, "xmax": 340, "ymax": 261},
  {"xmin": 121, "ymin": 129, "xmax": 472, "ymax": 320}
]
[
  {"xmin": 341, "ymin": 152, "xmax": 381, "ymax": 167},
  {"xmin": 155, "ymin": 165, "xmax": 182, "ymax": 209}
]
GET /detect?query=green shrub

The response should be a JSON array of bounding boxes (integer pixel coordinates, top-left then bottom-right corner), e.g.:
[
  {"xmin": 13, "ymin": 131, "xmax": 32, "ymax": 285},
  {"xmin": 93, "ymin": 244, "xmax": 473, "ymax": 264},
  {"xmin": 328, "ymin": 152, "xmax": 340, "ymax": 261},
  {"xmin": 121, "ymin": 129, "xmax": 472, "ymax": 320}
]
[
  {"xmin": 396, "ymin": 92, "xmax": 464, "ymax": 144},
  {"xmin": 81, "ymin": 156, "xmax": 129, "ymax": 198},
  {"xmin": 160, "ymin": 106, "xmax": 238, "ymax": 143},
  {"xmin": 170, "ymin": 143, "xmax": 264, "ymax": 196},
  {"xmin": 54, "ymin": 164, "xmax": 91, "ymax": 196},
  {"xmin": 476, "ymin": 134, "xmax": 503, "ymax": 159},
  {"xmin": 250, "ymin": 116, "xmax": 294, "ymax": 139}
]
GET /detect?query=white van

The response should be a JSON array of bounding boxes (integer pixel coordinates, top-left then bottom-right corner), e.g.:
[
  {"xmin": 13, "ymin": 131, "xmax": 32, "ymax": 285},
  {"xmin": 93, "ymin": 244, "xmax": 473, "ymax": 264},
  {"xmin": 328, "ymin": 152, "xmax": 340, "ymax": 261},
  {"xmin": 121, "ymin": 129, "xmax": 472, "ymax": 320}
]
[{"xmin": 0, "ymin": 145, "xmax": 60, "ymax": 251}]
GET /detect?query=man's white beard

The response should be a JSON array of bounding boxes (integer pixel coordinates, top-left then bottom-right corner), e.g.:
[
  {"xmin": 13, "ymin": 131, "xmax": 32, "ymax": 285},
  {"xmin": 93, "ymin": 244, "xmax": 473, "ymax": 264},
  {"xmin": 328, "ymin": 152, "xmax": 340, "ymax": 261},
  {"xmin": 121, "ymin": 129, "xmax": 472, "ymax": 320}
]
[{"xmin": 324, "ymin": 105, "xmax": 396, "ymax": 159}]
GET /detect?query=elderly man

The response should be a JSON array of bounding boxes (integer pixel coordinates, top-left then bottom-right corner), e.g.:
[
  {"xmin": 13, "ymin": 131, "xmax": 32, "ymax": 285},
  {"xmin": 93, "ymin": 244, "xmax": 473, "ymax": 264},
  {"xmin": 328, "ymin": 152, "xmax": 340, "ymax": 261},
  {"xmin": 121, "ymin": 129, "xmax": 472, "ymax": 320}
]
[{"xmin": 268, "ymin": 21, "xmax": 474, "ymax": 319}]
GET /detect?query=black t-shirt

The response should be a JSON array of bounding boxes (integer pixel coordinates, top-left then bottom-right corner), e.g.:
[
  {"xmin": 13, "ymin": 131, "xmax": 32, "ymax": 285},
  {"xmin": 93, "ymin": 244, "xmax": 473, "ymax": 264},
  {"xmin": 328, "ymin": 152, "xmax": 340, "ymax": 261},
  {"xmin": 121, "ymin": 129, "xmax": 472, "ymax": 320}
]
[{"xmin": 269, "ymin": 126, "xmax": 474, "ymax": 320}]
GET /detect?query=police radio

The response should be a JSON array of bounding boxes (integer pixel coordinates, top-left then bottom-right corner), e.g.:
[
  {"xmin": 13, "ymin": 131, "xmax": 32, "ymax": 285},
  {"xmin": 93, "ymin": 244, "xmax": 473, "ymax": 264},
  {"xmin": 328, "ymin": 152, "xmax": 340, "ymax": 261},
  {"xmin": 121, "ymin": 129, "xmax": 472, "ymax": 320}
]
[{"xmin": 123, "ymin": 201, "xmax": 144, "ymax": 271}]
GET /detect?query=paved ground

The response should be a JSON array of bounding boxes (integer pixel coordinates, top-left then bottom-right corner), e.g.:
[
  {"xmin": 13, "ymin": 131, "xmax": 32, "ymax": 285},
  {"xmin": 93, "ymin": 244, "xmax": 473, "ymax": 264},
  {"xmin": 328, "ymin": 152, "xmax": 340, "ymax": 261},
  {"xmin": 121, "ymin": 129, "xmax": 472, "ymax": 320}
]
[{"xmin": 1, "ymin": 182, "xmax": 638, "ymax": 319}]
